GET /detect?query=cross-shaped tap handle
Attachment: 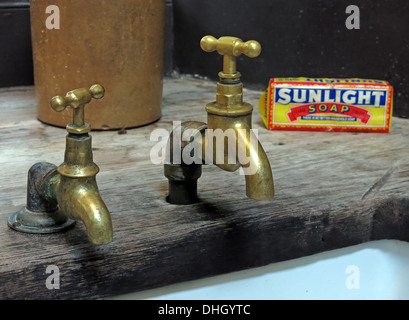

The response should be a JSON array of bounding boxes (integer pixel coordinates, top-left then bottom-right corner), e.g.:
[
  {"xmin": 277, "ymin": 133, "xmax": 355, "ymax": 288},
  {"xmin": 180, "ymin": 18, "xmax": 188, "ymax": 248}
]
[
  {"xmin": 200, "ymin": 35, "xmax": 261, "ymax": 76},
  {"xmin": 50, "ymin": 84, "xmax": 105, "ymax": 134}
]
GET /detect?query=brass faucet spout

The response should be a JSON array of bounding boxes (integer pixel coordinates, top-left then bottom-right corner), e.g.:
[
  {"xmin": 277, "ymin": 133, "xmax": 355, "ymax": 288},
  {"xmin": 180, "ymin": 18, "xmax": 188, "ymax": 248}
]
[
  {"xmin": 53, "ymin": 176, "xmax": 113, "ymax": 245},
  {"xmin": 51, "ymin": 131, "xmax": 113, "ymax": 244},
  {"xmin": 165, "ymin": 120, "xmax": 274, "ymax": 203},
  {"xmin": 237, "ymin": 130, "xmax": 274, "ymax": 200},
  {"xmin": 210, "ymin": 121, "xmax": 274, "ymax": 200}
]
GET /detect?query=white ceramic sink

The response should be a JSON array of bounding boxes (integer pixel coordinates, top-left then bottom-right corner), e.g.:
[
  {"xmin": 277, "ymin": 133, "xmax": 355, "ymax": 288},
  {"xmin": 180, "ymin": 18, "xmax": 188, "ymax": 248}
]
[{"xmin": 111, "ymin": 239, "xmax": 409, "ymax": 300}]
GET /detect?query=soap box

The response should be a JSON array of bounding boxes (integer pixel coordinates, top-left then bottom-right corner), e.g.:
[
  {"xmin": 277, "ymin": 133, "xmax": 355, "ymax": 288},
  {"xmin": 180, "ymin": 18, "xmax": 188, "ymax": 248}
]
[{"xmin": 258, "ymin": 78, "xmax": 393, "ymax": 133}]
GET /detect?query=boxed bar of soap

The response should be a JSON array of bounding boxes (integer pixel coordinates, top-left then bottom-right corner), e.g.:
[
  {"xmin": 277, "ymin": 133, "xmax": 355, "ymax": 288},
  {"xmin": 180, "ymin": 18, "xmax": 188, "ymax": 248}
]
[{"xmin": 258, "ymin": 78, "xmax": 393, "ymax": 133}]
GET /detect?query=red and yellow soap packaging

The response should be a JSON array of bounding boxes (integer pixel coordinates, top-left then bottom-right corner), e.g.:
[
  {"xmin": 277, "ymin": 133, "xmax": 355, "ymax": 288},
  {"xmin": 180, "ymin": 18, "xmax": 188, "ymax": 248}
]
[{"xmin": 259, "ymin": 78, "xmax": 393, "ymax": 133}]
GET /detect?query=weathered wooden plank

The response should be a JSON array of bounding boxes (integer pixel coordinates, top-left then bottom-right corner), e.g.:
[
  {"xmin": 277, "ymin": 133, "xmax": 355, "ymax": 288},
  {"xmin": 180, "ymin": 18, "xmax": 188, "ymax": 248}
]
[{"xmin": 0, "ymin": 77, "xmax": 408, "ymax": 299}]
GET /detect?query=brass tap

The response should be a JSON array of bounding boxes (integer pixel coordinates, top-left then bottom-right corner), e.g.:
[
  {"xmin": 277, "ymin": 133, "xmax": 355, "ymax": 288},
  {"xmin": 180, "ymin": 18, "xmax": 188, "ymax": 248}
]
[
  {"xmin": 8, "ymin": 85, "xmax": 113, "ymax": 245},
  {"xmin": 165, "ymin": 36, "xmax": 274, "ymax": 204}
]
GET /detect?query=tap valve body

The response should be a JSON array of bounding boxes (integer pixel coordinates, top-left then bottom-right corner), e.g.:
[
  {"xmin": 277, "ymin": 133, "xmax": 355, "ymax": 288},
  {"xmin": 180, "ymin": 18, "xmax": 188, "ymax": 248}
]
[
  {"xmin": 8, "ymin": 85, "xmax": 113, "ymax": 245},
  {"xmin": 165, "ymin": 36, "xmax": 274, "ymax": 204}
]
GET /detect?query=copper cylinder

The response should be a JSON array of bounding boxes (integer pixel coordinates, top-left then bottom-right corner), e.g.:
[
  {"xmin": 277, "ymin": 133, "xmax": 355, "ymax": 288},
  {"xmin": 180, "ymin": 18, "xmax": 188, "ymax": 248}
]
[{"xmin": 30, "ymin": 0, "xmax": 165, "ymax": 130}]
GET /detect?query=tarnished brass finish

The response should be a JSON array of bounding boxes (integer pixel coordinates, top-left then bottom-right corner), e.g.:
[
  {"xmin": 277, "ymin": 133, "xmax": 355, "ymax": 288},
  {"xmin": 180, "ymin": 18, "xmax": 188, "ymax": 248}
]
[
  {"xmin": 49, "ymin": 175, "xmax": 113, "ymax": 245},
  {"xmin": 8, "ymin": 85, "xmax": 113, "ymax": 245},
  {"xmin": 165, "ymin": 36, "xmax": 274, "ymax": 203},
  {"xmin": 50, "ymin": 84, "xmax": 105, "ymax": 135}
]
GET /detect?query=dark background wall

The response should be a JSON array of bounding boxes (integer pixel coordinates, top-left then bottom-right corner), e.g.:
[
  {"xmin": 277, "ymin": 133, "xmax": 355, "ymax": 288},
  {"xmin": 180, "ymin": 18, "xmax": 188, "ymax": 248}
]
[
  {"xmin": 1, "ymin": 0, "xmax": 409, "ymax": 118},
  {"xmin": 172, "ymin": 0, "xmax": 409, "ymax": 118},
  {"xmin": 0, "ymin": 0, "xmax": 32, "ymax": 87}
]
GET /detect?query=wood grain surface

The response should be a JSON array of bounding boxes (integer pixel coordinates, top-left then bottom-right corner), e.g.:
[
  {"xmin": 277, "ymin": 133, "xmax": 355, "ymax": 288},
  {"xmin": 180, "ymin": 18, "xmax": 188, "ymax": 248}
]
[{"xmin": 0, "ymin": 77, "xmax": 408, "ymax": 299}]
